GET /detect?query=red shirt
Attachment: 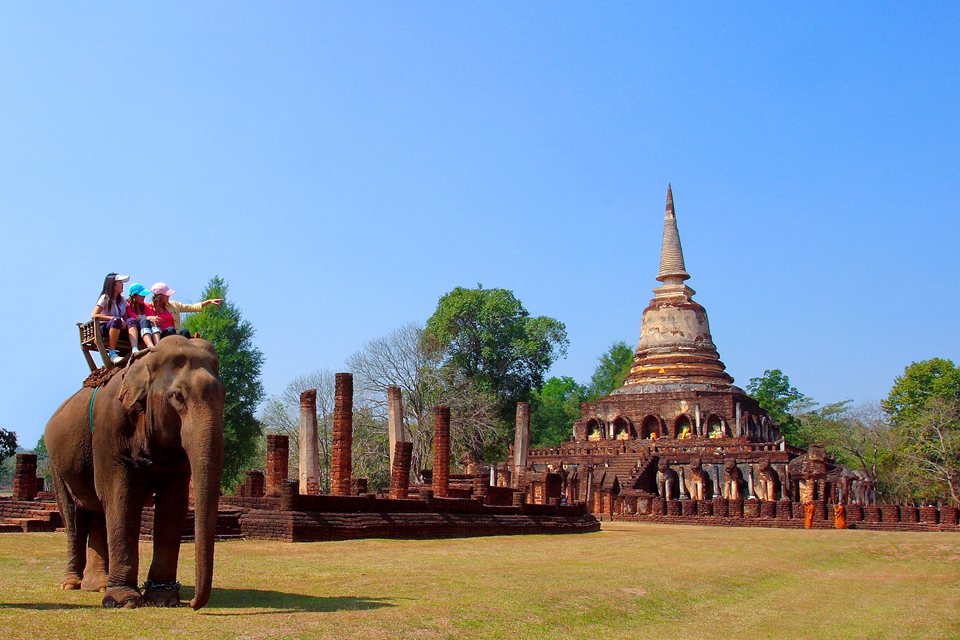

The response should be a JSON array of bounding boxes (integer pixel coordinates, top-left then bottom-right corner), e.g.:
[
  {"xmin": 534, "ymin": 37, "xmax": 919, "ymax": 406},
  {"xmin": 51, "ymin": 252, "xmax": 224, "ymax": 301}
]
[{"xmin": 147, "ymin": 303, "xmax": 176, "ymax": 331}]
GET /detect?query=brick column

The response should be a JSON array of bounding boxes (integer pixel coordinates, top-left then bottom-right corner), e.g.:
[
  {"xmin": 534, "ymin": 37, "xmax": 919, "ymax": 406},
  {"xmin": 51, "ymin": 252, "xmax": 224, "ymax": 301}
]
[
  {"xmin": 13, "ymin": 453, "xmax": 37, "ymax": 501},
  {"xmin": 387, "ymin": 385, "xmax": 406, "ymax": 469},
  {"xmin": 299, "ymin": 389, "xmax": 321, "ymax": 495},
  {"xmin": 330, "ymin": 373, "xmax": 353, "ymax": 496},
  {"xmin": 432, "ymin": 406, "xmax": 450, "ymax": 498},
  {"xmin": 513, "ymin": 402, "xmax": 530, "ymax": 489},
  {"xmin": 390, "ymin": 441, "xmax": 413, "ymax": 500},
  {"xmin": 266, "ymin": 434, "xmax": 289, "ymax": 496},
  {"xmin": 243, "ymin": 470, "xmax": 265, "ymax": 497}
]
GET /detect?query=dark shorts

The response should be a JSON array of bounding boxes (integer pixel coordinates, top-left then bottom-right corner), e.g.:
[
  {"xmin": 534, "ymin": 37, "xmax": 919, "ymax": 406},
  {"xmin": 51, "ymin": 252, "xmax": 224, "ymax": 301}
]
[
  {"xmin": 161, "ymin": 327, "xmax": 192, "ymax": 339},
  {"xmin": 99, "ymin": 317, "xmax": 127, "ymax": 334}
]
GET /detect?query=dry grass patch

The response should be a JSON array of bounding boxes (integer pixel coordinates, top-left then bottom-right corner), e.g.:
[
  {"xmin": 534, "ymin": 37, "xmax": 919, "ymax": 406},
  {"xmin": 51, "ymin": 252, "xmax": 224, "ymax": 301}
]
[{"xmin": 1, "ymin": 523, "xmax": 959, "ymax": 639}]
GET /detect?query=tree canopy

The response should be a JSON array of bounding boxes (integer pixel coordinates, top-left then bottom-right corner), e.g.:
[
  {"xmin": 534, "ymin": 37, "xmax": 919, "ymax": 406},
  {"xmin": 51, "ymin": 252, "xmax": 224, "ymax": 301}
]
[
  {"xmin": 425, "ymin": 286, "xmax": 568, "ymax": 409},
  {"xmin": 0, "ymin": 428, "xmax": 16, "ymax": 460},
  {"xmin": 530, "ymin": 376, "xmax": 587, "ymax": 448},
  {"xmin": 585, "ymin": 341, "xmax": 634, "ymax": 400},
  {"xmin": 183, "ymin": 276, "xmax": 265, "ymax": 492},
  {"xmin": 746, "ymin": 369, "xmax": 811, "ymax": 446},
  {"xmin": 883, "ymin": 359, "xmax": 960, "ymax": 505},
  {"xmin": 882, "ymin": 358, "xmax": 960, "ymax": 426}
]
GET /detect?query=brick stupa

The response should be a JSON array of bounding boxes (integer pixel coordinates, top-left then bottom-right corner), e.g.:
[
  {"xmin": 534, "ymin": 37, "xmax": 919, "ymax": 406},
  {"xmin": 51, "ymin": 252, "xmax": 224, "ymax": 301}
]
[{"xmin": 509, "ymin": 185, "xmax": 789, "ymax": 513}]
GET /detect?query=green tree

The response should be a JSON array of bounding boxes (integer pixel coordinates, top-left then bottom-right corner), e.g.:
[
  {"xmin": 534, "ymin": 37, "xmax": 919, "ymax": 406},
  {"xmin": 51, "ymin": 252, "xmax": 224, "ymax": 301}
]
[
  {"xmin": 0, "ymin": 428, "xmax": 16, "ymax": 460},
  {"xmin": 882, "ymin": 358, "xmax": 960, "ymax": 426},
  {"xmin": 425, "ymin": 286, "xmax": 568, "ymax": 408},
  {"xmin": 746, "ymin": 369, "xmax": 812, "ymax": 446},
  {"xmin": 0, "ymin": 428, "xmax": 17, "ymax": 490},
  {"xmin": 586, "ymin": 341, "xmax": 634, "ymax": 400},
  {"xmin": 883, "ymin": 359, "xmax": 960, "ymax": 505},
  {"xmin": 33, "ymin": 436, "xmax": 52, "ymax": 490},
  {"xmin": 183, "ymin": 276, "xmax": 265, "ymax": 492},
  {"xmin": 530, "ymin": 376, "xmax": 588, "ymax": 448}
]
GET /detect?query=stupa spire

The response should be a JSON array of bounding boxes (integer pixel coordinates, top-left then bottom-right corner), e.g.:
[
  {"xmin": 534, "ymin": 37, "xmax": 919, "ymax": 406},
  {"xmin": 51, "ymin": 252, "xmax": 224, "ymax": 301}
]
[{"xmin": 656, "ymin": 183, "xmax": 690, "ymax": 283}]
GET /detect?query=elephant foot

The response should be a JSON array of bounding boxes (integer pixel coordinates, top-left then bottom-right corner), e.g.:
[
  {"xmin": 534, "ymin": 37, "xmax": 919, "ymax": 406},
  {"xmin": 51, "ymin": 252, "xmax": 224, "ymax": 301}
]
[
  {"xmin": 81, "ymin": 574, "xmax": 108, "ymax": 592},
  {"xmin": 60, "ymin": 575, "xmax": 82, "ymax": 590},
  {"xmin": 102, "ymin": 586, "xmax": 143, "ymax": 609},
  {"xmin": 144, "ymin": 587, "xmax": 181, "ymax": 607}
]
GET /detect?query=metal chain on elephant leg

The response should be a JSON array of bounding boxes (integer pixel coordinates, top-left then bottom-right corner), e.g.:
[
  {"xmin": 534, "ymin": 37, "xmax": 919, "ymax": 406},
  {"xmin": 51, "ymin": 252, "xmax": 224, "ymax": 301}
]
[
  {"xmin": 143, "ymin": 580, "xmax": 181, "ymax": 591},
  {"xmin": 142, "ymin": 580, "xmax": 183, "ymax": 607}
]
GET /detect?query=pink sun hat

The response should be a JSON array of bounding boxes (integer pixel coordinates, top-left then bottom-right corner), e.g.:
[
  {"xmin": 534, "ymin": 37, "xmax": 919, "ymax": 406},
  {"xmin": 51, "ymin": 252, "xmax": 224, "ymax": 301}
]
[{"xmin": 150, "ymin": 282, "xmax": 176, "ymax": 298}]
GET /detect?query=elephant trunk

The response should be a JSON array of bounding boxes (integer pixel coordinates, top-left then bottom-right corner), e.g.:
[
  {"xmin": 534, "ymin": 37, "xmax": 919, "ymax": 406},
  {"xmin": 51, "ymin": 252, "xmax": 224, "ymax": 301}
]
[{"xmin": 184, "ymin": 414, "xmax": 223, "ymax": 611}]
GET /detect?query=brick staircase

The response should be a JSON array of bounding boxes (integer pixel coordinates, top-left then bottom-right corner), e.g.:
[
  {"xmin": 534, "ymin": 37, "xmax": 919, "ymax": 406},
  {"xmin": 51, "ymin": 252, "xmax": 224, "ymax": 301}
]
[
  {"xmin": 603, "ymin": 453, "xmax": 655, "ymax": 492},
  {"xmin": 0, "ymin": 499, "xmax": 63, "ymax": 533}
]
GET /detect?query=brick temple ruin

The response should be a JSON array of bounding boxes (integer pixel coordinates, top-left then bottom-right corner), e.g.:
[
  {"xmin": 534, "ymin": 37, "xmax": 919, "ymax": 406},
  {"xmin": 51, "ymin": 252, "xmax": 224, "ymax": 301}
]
[
  {"xmin": 496, "ymin": 186, "xmax": 960, "ymax": 532},
  {"xmin": 1, "ymin": 373, "xmax": 599, "ymax": 540}
]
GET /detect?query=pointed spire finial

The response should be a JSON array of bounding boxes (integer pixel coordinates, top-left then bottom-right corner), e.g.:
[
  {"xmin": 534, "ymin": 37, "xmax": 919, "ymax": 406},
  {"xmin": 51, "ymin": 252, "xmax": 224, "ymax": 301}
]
[{"xmin": 656, "ymin": 183, "xmax": 690, "ymax": 283}]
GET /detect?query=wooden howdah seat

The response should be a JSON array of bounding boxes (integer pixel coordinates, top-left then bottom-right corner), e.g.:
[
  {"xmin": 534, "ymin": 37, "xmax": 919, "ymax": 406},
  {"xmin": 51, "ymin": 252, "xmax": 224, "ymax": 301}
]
[{"xmin": 77, "ymin": 319, "xmax": 133, "ymax": 372}]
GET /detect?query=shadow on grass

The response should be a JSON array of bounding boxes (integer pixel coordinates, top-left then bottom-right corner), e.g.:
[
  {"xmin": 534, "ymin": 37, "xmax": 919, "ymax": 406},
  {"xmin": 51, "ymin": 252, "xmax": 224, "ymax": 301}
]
[
  {"xmin": 198, "ymin": 588, "xmax": 396, "ymax": 615},
  {"xmin": 0, "ymin": 603, "xmax": 90, "ymax": 611},
  {"xmin": 0, "ymin": 590, "xmax": 396, "ymax": 614}
]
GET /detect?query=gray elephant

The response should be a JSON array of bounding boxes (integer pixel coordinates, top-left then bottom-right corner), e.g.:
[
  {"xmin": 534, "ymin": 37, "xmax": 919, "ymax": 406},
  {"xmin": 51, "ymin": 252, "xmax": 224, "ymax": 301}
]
[{"xmin": 44, "ymin": 336, "xmax": 225, "ymax": 609}]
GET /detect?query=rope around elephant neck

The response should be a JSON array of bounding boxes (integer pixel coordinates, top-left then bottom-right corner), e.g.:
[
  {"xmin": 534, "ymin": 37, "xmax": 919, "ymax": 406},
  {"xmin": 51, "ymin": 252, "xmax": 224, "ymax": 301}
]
[{"xmin": 89, "ymin": 386, "xmax": 100, "ymax": 434}]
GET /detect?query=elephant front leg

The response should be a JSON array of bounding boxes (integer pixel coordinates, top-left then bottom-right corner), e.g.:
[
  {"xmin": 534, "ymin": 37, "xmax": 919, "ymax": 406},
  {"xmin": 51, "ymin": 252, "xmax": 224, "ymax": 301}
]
[
  {"xmin": 100, "ymin": 471, "xmax": 146, "ymax": 609},
  {"xmin": 144, "ymin": 475, "xmax": 190, "ymax": 607}
]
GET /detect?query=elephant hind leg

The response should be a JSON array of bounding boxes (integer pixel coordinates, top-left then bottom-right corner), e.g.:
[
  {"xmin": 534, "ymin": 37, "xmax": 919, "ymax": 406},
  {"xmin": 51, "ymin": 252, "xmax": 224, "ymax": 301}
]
[
  {"xmin": 81, "ymin": 513, "xmax": 109, "ymax": 592},
  {"xmin": 51, "ymin": 469, "xmax": 86, "ymax": 590}
]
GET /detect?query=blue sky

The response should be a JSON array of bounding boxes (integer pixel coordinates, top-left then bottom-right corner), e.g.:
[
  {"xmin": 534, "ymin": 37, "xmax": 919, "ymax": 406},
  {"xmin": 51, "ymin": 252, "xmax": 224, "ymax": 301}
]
[{"xmin": 2, "ymin": 3, "xmax": 957, "ymax": 449}]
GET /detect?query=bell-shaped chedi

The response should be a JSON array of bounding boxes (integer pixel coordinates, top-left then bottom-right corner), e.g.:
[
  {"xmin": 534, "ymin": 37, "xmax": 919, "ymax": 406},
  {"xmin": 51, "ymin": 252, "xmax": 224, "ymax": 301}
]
[{"xmin": 615, "ymin": 184, "xmax": 736, "ymax": 394}]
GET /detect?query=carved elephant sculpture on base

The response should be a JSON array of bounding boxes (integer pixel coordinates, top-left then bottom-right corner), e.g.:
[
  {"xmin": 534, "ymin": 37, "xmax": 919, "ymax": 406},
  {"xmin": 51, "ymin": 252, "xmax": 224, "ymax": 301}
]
[
  {"xmin": 723, "ymin": 460, "xmax": 743, "ymax": 500},
  {"xmin": 44, "ymin": 336, "xmax": 225, "ymax": 609},
  {"xmin": 686, "ymin": 458, "xmax": 711, "ymax": 501},
  {"xmin": 754, "ymin": 459, "xmax": 781, "ymax": 502},
  {"xmin": 656, "ymin": 460, "xmax": 679, "ymax": 501}
]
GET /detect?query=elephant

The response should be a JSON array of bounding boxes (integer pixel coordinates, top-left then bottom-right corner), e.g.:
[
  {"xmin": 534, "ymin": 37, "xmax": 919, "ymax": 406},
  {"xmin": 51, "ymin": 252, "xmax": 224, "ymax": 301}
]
[{"xmin": 44, "ymin": 336, "xmax": 225, "ymax": 609}]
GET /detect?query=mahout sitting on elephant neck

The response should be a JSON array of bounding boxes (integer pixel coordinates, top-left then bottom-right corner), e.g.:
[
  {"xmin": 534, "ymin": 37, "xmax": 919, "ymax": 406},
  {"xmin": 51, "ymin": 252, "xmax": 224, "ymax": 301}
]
[{"xmin": 45, "ymin": 335, "xmax": 225, "ymax": 610}]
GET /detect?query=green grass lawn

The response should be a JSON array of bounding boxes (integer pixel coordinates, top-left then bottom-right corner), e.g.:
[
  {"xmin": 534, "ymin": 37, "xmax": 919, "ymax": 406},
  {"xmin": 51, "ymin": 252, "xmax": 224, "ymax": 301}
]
[{"xmin": 1, "ymin": 523, "xmax": 959, "ymax": 640}]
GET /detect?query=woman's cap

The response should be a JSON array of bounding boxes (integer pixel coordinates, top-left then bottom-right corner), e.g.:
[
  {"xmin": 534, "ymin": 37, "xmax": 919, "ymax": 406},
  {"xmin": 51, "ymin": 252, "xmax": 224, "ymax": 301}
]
[
  {"xmin": 115, "ymin": 274, "xmax": 130, "ymax": 283},
  {"xmin": 128, "ymin": 283, "xmax": 149, "ymax": 298},
  {"xmin": 150, "ymin": 282, "xmax": 176, "ymax": 298}
]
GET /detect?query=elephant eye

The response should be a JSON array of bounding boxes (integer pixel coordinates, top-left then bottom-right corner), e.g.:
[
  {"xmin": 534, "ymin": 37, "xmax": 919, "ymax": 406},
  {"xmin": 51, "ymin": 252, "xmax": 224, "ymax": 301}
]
[{"xmin": 169, "ymin": 390, "xmax": 185, "ymax": 405}]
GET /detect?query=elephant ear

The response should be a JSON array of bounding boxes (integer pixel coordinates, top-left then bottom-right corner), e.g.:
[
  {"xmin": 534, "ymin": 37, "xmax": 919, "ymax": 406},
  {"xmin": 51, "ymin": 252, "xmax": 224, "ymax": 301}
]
[{"xmin": 118, "ymin": 357, "xmax": 151, "ymax": 416}]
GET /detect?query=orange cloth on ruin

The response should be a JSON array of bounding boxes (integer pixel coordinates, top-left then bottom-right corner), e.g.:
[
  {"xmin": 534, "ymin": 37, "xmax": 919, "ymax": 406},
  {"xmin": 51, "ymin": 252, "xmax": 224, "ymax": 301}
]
[
  {"xmin": 834, "ymin": 504, "xmax": 847, "ymax": 529},
  {"xmin": 803, "ymin": 502, "xmax": 815, "ymax": 529}
]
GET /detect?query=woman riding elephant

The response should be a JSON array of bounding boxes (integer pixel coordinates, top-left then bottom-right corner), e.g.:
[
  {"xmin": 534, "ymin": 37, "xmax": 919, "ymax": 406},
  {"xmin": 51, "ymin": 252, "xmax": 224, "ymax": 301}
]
[
  {"xmin": 149, "ymin": 282, "xmax": 223, "ymax": 339},
  {"xmin": 44, "ymin": 336, "xmax": 225, "ymax": 609}
]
